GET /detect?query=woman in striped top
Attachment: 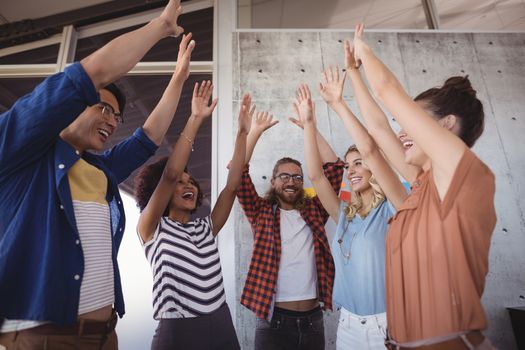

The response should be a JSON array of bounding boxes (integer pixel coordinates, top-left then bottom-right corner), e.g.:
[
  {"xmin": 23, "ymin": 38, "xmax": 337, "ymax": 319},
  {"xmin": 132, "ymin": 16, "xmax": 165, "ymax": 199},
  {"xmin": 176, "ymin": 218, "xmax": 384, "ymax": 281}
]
[{"xmin": 134, "ymin": 81, "xmax": 254, "ymax": 350}]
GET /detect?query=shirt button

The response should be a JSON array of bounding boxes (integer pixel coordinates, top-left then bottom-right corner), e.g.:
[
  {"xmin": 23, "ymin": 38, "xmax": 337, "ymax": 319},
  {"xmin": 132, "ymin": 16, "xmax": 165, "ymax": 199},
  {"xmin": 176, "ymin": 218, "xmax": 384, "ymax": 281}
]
[
  {"xmin": 117, "ymin": 201, "xmax": 121, "ymax": 205},
  {"xmin": 74, "ymin": 275, "xmax": 80, "ymax": 280},
  {"xmin": 75, "ymin": 150, "xmax": 80, "ymax": 155},
  {"xmin": 60, "ymin": 205, "xmax": 64, "ymax": 210},
  {"xmin": 58, "ymin": 164, "xmax": 65, "ymax": 169},
  {"xmin": 75, "ymin": 239, "xmax": 80, "ymax": 245}
]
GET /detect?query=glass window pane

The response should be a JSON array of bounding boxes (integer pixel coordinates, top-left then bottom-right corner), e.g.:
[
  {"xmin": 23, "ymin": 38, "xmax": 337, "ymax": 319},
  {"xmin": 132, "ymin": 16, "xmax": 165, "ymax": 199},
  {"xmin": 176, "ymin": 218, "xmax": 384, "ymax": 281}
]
[
  {"xmin": 75, "ymin": 7, "xmax": 213, "ymax": 62},
  {"xmin": 0, "ymin": 44, "xmax": 60, "ymax": 64},
  {"xmin": 0, "ymin": 78, "xmax": 45, "ymax": 113},
  {"xmin": 107, "ymin": 74, "xmax": 213, "ymax": 215}
]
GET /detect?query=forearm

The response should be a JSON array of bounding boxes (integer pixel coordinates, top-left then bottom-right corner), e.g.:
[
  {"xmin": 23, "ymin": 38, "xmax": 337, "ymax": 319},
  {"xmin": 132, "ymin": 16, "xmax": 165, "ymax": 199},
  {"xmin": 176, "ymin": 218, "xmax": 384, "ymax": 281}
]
[
  {"xmin": 315, "ymin": 129, "xmax": 338, "ymax": 163},
  {"xmin": 245, "ymin": 130, "xmax": 262, "ymax": 164},
  {"xmin": 164, "ymin": 115, "xmax": 202, "ymax": 180},
  {"xmin": 81, "ymin": 18, "xmax": 170, "ymax": 90},
  {"xmin": 143, "ymin": 74, "xmax": 185, "ymax": 145},
  {"xmin": 330, "ymin": 100, "xmax": 376, "ymax": 158},
  {"xmin": 347, "ymin": 68, "xmax": 391, "ymax": 134},
  {"xmin": 225, "ymin": 130, "xmax": 248, "ymax": 191},
  {"xmin": 304, "ymin": 122, "xmax": 325, "ymax": 182}
]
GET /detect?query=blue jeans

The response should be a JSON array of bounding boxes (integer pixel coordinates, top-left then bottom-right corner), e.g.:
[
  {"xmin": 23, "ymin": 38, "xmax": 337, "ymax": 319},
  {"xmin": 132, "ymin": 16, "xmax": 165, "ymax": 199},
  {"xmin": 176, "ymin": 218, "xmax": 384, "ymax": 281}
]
[{"xmin": 254, "ymin": 306, "xmax": 325, "ymax": 350}]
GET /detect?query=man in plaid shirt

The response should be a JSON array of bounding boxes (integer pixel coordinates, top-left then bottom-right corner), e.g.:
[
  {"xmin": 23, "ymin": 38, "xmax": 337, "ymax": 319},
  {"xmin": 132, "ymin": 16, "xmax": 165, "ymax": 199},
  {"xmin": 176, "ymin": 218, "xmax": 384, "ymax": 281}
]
[{"xmin": 237, "ymin": 111, "xmax": 344, "ymax": 349}]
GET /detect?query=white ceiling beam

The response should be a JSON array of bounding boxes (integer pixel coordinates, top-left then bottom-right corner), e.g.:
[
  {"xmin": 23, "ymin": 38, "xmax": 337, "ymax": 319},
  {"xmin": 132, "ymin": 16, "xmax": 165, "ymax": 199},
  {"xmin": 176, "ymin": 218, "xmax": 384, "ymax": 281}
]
[
  {"xmin": 56, "ymin": 25, "xmax": 78, "ymax": 72},
  {"xmin": 0, "ymin": 64, "xmax": 56, "ymax": 77},
  {"xmin": 0, "ymin": 35, "xmax": 62, "ymax": 58},
  {"xmin": 78, "ymin": 0, "xmax": 213, "ymax": 39}
]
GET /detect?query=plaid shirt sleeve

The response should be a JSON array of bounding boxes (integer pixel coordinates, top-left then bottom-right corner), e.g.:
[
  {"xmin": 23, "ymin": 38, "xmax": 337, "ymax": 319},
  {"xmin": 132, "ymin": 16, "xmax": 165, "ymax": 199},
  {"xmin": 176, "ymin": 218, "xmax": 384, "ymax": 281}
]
[
  {"xmin": 236, "ymin": 163, "xmax": 265, "ymax": 228},
  {"xmin": 312, "ymin": 159, "xmax": 345, "ymax": 224}
]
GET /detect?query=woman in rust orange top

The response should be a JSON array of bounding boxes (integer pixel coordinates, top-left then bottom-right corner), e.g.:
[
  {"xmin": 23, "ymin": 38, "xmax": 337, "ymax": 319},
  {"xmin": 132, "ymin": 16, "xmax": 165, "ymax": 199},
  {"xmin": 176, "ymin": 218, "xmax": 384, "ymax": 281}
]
[{"xmin": 351, "ymin": 24, "xmax": 497, "ymax": 349}]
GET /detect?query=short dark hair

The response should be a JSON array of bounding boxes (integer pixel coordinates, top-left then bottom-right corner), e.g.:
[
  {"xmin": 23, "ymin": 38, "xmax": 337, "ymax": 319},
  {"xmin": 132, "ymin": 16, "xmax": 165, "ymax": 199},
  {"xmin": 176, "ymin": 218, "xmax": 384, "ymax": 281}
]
[
  {"xmin": 414, "ymin": 76, "xmax": 484, "ymax": 148},
  {"xmin": 102, "ymin": 83, "xmax": 126, "ymax": 116},
  {"xmin": 134, "ymin": 157, "xmax": 203, "ymax": 216}
]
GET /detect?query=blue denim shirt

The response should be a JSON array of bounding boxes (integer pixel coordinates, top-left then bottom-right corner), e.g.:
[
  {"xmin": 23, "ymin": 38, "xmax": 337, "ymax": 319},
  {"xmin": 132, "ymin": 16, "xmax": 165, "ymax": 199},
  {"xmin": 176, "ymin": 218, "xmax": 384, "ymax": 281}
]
[
  {"xmin": 332, "ymin": 200, "xmax": 395, "ymax": 316},
  {"xmin": 0, "ymin": 63, "xmax": 158, "ymax": 325}
]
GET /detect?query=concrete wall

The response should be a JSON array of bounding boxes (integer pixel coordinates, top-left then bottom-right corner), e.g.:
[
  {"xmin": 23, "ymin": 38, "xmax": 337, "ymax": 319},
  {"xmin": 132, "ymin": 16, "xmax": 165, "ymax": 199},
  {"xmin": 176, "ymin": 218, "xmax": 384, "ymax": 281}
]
[{"xmin": 231, "ymin": 31, "xmax": 525, "ymax": 349}]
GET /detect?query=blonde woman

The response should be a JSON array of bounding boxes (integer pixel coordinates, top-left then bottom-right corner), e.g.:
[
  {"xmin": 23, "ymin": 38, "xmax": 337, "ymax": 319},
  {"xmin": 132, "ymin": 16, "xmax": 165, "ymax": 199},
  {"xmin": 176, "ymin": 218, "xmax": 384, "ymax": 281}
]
[{"xmin": 294, "ymin": 78, "xmax": 406, "ymax": 349}]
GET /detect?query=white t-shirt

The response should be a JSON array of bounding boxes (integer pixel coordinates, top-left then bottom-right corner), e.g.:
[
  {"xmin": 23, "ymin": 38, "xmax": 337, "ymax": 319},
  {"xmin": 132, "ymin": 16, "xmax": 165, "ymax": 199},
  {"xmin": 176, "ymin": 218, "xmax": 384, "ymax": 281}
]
[{"xmin": 275, "ymin": 209, "xmax": 318, "ymax": 302}]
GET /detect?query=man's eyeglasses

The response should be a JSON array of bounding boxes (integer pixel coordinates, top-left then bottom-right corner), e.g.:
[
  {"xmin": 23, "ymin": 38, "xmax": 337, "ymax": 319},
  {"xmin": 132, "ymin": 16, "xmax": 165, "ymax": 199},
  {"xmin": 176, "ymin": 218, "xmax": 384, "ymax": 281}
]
[
  {"xmin": 274, "ymin": 173, "xmax": 304, "ymax": 183},
  {"xmin": 98, "ymin": 102, "xmax": 123, "ymax": 124}
]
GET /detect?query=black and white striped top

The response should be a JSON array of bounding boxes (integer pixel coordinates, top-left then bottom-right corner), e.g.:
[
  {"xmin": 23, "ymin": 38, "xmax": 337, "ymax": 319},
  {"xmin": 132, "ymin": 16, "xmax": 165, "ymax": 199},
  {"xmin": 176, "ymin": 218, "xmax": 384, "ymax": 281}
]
[{"xmin": 143, "ymin": 216, "xmax": 226, "ymax": 319}]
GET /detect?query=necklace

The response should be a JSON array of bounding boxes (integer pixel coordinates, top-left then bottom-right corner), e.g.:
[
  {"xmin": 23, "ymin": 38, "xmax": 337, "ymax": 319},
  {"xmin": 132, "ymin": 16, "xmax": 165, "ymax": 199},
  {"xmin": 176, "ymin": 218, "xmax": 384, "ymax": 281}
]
[{"xmin": 337, "ymin": 219, "xmax": 359, "ymax": 261}]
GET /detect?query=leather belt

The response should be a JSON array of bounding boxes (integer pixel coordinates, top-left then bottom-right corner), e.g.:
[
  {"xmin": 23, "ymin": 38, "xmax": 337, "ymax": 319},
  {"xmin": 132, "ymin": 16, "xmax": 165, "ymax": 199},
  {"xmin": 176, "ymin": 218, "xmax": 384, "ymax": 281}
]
[{"xmin": 24, "ymin": 311, "xmax": 118, "ymax": 336}]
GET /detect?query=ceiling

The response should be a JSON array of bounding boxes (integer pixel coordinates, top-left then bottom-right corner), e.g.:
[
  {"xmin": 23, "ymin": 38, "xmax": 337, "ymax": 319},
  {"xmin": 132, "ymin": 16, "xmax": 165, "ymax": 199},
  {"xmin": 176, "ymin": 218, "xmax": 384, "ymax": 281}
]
[{"xmin": 1, "ymin": 0, "xmax": 524, "ymax": 30}]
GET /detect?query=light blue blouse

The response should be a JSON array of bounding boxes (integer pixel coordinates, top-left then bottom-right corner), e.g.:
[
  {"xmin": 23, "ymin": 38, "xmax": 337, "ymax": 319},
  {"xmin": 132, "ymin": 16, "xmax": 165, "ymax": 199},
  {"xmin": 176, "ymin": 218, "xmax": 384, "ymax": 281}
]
[{"xmin": 332, "ymin": 200, "xmax": 395, "ymax": 316}]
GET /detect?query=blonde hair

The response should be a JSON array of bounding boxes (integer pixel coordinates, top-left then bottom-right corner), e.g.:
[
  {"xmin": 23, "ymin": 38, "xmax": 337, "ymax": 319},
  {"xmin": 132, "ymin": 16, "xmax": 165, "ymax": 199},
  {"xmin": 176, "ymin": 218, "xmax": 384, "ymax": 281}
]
[{"xmin": 343, "ymin": 145, "xmax": 386, "ymax": 221}]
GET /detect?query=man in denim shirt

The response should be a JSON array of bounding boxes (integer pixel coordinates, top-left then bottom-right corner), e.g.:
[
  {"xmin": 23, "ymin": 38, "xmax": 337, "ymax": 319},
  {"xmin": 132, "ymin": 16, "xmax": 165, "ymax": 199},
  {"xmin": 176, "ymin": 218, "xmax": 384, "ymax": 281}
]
[{"xmin": 0, "ymin": 1, "xmax": 194, "ymax": 348}]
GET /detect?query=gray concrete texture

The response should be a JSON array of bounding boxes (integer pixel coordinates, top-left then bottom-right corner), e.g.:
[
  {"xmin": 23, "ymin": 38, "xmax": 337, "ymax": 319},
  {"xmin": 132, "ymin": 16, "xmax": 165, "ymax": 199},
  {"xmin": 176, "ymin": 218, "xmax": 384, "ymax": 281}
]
[{"xmin": 232, "ymin": 31, "xmax": 525, "ymax": 349}]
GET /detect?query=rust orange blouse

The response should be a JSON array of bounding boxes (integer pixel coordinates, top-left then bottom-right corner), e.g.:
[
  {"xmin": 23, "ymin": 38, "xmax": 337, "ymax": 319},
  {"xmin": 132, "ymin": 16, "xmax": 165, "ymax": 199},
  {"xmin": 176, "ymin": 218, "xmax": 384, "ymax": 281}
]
[{"xmin": 386, "ymin": 149, "xmax": 497, "ymax": 343}]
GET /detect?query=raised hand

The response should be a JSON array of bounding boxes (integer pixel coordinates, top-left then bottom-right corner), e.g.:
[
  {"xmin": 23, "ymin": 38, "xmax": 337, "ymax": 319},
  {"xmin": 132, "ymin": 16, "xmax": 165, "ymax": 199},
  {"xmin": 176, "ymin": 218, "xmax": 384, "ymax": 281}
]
[
  {"xmin": 238, "ymin": 93, "xmax": 254, "ymax": 134},
  {"xmin": 293, "ymin": 84, "xmax": 316, "ymax": 125},
  {"xmin": 191, "ymin": 81, "xmax": 218, "ymax": 120},
  {"xmin": 344, "ymin": 40, "xmax": 360, "ymax": 70},
  {"xmin": 319, "ymin": 65, "xmax": 346, "ymax": 105},
  {"xmin": 250, "ymin": 110, "xmax": 279, "ymax": 135},
  {"xmin": 174, "ymin": 33, "xmax": 195, "ymax": 81},
  {"xmin": 352, "ymin": 23, "xmax": 366, "ymax": 68},
  {"xmin": 159, "ymin": 0, "xmax": 184, "ymax": 37},
  {"xmin": 289, "ymin": 102, "xmax": 317, "ymax": 130}
]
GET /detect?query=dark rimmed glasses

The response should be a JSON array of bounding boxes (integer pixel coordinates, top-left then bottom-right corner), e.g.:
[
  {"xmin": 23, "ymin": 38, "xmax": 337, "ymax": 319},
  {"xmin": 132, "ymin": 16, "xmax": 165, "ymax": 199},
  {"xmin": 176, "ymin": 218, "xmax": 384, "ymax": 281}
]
[
  {"xmin": 274, "ymin": 172, "xmax": 304, "ymax": 183},
  {"xmin": 98, "ymin": 102, "xmax": 123, "ymax": 124}
]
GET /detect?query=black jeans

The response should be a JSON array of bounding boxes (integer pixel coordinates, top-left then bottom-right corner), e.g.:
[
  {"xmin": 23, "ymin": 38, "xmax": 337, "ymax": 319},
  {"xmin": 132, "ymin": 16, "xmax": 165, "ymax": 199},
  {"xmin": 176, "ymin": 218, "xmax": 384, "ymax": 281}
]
[
  {"xmin": 254, "ymin": 306, "xmax": 325, "ymax": 350},
  {"xmin": 151, "ymin": 304, "xmax": 240, "ymax": 350}
]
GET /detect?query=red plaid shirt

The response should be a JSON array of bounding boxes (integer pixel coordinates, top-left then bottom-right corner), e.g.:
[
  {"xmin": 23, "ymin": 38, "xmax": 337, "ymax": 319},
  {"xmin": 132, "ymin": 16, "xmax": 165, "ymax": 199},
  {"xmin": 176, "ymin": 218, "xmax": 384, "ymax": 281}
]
[{"xmin": 237, "ymin": 160, "xmax": 344, "ymax": 320}]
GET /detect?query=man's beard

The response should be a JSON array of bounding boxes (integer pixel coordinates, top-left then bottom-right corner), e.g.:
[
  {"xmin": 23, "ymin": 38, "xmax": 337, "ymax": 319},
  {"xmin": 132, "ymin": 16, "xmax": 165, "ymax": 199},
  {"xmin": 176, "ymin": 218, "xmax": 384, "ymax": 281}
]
[{"xmin": 275, "ymin": 185, "xmax": 305, "ymax": 206}]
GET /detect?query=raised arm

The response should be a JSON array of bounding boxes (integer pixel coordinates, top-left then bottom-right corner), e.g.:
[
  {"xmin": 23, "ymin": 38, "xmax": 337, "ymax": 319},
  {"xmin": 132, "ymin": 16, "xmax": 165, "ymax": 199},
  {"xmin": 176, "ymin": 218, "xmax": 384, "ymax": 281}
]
[
  {"xmin": 81, "ymin": 0, "xmax": 184, "ymax": 91},
  {"xmin": 353, "ymin": 24, "xmax": 466, "ymax": 200},
  {"xmin": 289, "ymin": 105, "xmax": 338, "ymax": 164},
  {"xmin": 319, "ymin": 66, "xmax": 407, "ymax": 209},
  {"xmin": 245, "ymin": 111, "xmax": 279, "ymax": 164},
  {"xmin": 137, "ymin": 81, "xmax": 216, "ymax": 242},
  {"xmin": 210, "ymin": 94, "xmax": 253, "ymax": 235},
  {"xmin": 295, "ymin": 84, "xmax": 341, "ymax": 222},
  {"xmin": 344, "ymin": 40, "xmax": 420, "ymax": 184},
  {"xmin": 142, "ymin": 33, "xmax": 194, "ymax": 145}
]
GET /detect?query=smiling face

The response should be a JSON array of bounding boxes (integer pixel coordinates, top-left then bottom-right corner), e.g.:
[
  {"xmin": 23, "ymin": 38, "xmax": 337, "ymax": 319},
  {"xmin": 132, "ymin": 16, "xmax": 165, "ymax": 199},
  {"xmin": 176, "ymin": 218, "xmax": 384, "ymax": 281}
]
[
  {"xmin": 345, "ymin": 151, "xmax": 372, "ymax": 194},
  {"xmin": 271, "ymin": 162, "xmax": 304, "ymax": 208},
  {"xmin": 60, "ymin": 89, "xmax": 120, "ymax": 152},
  {"xmin": 169, "ymin": 172, "xmax": 199, "ymax": 213}
]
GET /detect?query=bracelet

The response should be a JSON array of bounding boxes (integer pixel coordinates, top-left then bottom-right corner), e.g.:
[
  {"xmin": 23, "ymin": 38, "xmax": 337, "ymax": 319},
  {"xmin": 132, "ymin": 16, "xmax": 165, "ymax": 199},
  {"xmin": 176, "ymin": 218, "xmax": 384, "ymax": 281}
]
[{"xmin": 180, "ymin": 132, "xmax": 194, "ymax": 152}]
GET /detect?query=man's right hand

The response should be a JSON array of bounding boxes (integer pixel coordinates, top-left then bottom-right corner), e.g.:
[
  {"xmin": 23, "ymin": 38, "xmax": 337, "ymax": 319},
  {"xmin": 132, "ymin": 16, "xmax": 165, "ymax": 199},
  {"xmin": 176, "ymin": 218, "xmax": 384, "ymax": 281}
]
[{"xmin": 159, "ymin": 0, "xmax": 184, "ymax": 37}]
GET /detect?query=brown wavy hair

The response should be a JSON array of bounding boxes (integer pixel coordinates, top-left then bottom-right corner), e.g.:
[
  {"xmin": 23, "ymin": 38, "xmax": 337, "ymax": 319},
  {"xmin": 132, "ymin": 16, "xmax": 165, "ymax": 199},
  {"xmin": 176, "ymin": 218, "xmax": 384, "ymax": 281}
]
[{"xmin": 134, "ymin": 157, "xmax": 203, "ymax": 215}]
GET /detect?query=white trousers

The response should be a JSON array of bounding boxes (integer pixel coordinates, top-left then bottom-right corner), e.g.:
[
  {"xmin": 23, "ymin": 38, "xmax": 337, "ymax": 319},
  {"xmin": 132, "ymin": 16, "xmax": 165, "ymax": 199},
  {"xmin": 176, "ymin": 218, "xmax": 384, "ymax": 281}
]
[{"xmin": 336, "ymin": 307, "xmax": 387, "ymax": 350}]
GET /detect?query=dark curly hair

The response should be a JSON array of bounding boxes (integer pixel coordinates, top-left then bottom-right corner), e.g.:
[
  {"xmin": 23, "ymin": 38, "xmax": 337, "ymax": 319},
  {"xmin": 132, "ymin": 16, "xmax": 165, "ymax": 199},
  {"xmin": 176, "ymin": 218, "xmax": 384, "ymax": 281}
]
[
  {"xmin": 414, "ymin": 76, "xmax": 484, "ymax": 148},
  {"xmin": 134, "ymin": 157, "xmax": 203, "ymax": 216}
]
